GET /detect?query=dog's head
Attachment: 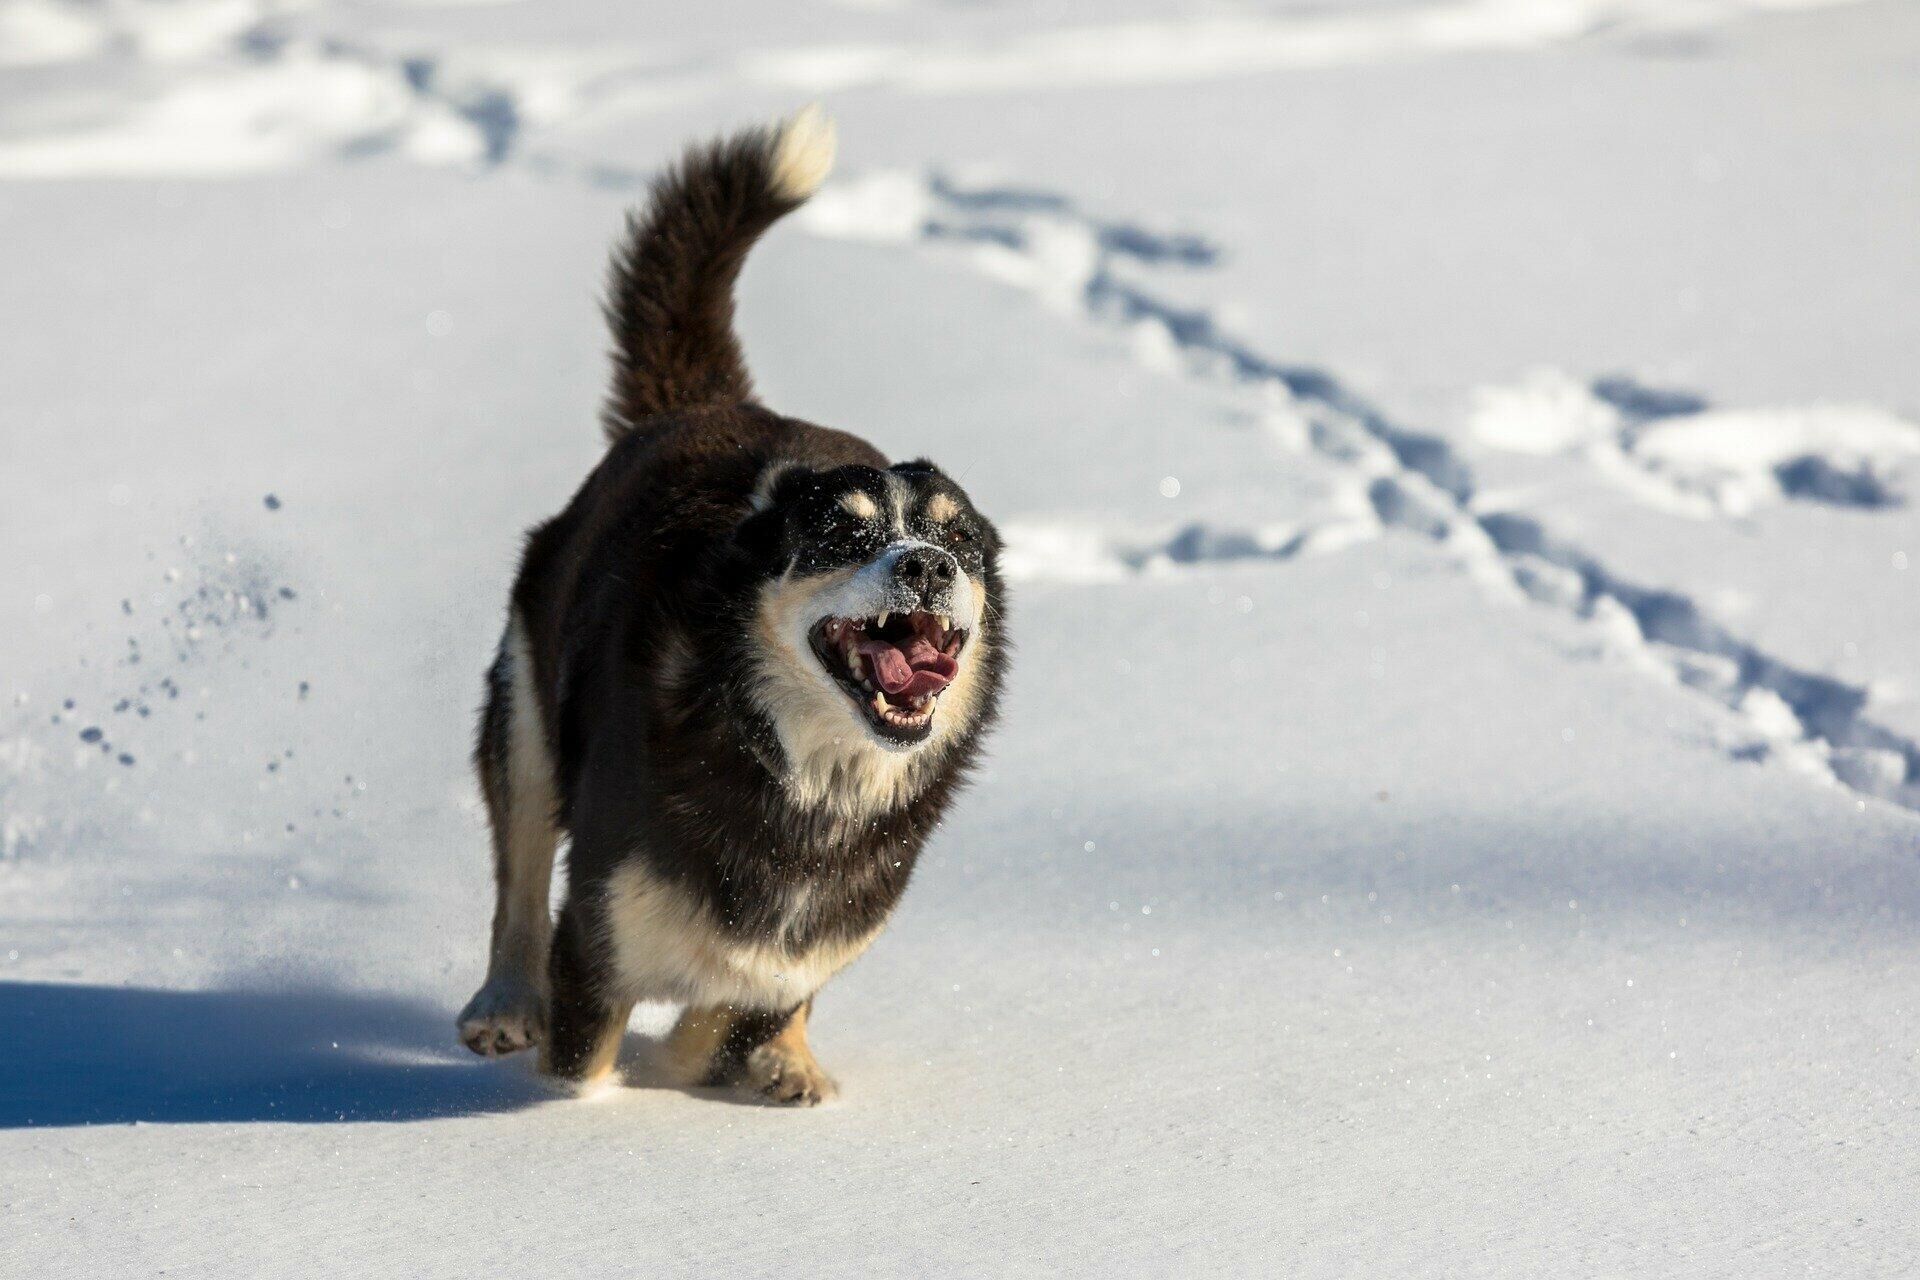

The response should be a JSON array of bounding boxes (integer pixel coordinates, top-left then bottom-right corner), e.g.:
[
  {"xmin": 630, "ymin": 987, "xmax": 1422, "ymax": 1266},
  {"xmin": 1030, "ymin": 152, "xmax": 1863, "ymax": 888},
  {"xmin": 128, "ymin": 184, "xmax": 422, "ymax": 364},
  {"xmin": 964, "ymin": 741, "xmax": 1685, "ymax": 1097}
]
[{"xmin": 733, "ymin": 458, "xmax": 1004, "ymax": 807}]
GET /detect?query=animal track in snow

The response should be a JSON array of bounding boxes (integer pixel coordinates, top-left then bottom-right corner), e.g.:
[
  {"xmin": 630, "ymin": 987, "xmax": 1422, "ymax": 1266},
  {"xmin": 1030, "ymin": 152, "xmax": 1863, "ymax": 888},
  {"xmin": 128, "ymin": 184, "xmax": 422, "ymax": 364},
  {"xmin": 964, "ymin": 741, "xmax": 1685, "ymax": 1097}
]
[
  {"xmin": 3, "ymin": 3, "xmax": 1910, "ymax": 811},
  {"xmin": 806, "ymin": 167, "xmax": 1920, "ymax": 812},
  {"xmin": 0, "ymin": 3, "xmax": 535, "ymax": 176},
  {"xmin": 998, "ymin": 510, "xmax": 1380, "ymax": 585},
  {"xmin": 0, "ymin": 0, "xmax": 1875, "ymax": 178},
  {"xmin": 1468, "ymin": 368, "xmax": 1920, "ymax": 517}
]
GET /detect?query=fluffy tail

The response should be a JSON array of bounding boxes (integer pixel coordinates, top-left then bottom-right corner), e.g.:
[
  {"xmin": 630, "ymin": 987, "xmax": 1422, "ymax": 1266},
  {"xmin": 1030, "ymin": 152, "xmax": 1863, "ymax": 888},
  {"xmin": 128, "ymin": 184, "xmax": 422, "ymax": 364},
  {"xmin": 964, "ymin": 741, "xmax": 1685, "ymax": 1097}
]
[{"xmin": 600, "ymin": 105, "xmax": 836, "ymax": 442}]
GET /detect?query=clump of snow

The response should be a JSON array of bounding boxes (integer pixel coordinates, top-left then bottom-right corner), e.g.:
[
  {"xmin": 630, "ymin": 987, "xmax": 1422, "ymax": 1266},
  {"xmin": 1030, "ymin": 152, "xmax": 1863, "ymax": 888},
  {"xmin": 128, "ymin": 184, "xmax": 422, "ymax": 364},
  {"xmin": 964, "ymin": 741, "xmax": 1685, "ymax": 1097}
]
[
  {"xmin": 1467, "ymin": 367, "xmax": 1621, "ymax": 454},
  {"xmin": 0, "ymin": 45, "xmax": 450, "ymax": 176},
  {"xmin": 977, "ymin": 216, "xmax": 1103, "ymax": 314},
  {"xmin": 0, "ymin": 0, "xmax": 316, "ymax": 70},
  {"xmin": 0, "ymin": 0, "xmax": 103, "ymax": 66},
  {"xmin": 1469, "ymin": 368, "xmax": 1920, "ymax": 515},
  {"xmin": 1828, "ymin": 745, "xmax": 1909, "ymax": 796},
  {"xmin": 1631, "ymin": 404, "xmax": 1919, "ymax": 515},
  {"xmin": 998, "ymin": 520, "xmax": 1131, "ymax": 584},
  {"xmin": 799, "ymin": 168, "xmax": 931, "ymax": 243}
]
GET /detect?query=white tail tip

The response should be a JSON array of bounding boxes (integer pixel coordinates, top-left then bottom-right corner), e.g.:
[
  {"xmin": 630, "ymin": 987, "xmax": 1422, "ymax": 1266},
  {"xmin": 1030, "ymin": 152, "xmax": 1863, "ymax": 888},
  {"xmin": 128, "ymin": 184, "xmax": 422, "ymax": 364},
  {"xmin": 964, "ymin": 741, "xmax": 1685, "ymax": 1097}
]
[{"xmin": 771, "ymin": 103, "xmax": 837, "ymax": 203}]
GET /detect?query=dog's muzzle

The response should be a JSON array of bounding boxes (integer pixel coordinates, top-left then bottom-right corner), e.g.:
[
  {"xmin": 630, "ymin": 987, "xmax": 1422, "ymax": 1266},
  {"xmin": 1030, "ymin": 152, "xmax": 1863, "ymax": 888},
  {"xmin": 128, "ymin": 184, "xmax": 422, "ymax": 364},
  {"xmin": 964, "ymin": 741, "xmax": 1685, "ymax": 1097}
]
[{"xmin": 809, "ymin": 609, "xmax": 969, "ymax": 744}]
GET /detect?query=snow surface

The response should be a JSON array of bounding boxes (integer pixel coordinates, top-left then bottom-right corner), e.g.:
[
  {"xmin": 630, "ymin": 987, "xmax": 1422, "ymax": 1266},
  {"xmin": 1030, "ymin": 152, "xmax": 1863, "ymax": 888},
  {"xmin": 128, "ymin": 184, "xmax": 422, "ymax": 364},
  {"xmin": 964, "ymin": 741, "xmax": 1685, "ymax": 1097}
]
[{"xmin": 3, "ymin": 0, "xmax": 1918, "ymax": 1274}]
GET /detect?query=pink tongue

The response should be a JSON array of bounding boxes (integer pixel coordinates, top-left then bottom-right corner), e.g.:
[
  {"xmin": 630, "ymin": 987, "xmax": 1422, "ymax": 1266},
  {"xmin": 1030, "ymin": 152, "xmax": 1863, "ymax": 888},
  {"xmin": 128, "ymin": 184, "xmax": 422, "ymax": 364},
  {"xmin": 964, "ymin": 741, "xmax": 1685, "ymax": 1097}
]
[{"xmin": 857, "ymin": 634, "xmax": 958, "ymax": 699}]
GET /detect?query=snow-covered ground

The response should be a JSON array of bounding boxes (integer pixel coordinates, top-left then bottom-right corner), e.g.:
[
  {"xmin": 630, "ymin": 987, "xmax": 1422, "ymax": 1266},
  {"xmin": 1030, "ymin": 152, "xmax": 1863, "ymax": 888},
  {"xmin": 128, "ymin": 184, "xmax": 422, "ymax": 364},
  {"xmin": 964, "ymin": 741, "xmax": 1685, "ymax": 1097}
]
[{"xmin": 4, "ymin": 0, "xmax": 1918, "ymax": 1273}]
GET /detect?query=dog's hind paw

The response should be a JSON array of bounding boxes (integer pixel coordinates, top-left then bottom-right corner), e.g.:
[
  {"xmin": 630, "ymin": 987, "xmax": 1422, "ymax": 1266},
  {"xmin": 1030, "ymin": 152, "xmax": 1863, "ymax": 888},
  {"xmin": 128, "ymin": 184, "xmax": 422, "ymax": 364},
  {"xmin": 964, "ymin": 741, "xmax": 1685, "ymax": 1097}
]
[
  {"xmin": 745, "ymin": 1042, "xmax": 839, "ymax": 1107},
  {"xmin": 457, "ymin": 974, "xmax": 547, "ymax": 1056}
]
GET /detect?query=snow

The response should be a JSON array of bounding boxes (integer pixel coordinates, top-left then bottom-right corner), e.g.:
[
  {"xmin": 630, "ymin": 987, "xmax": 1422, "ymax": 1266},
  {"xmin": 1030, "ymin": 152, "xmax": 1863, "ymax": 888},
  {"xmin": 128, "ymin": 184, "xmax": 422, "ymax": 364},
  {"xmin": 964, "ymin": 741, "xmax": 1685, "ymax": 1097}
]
[
  {"xmin": 735, "ymin": 0, "xmax": 1866, "ymax": 94},
  {"xmin": 4, "ymin": 0, "xmax": 1919, "ymax": 1274},
  {"xmin": 1468, "ymin": 366, "xmax": 1920, "ymax": 516}
]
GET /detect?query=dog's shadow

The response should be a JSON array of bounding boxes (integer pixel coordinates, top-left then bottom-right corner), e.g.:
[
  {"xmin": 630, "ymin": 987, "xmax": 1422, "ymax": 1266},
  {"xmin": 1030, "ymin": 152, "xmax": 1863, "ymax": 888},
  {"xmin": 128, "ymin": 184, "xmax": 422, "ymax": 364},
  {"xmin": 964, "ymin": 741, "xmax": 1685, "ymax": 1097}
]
[
  {"xmin": 0, "ymin": 982, "xmax": 765, "ymax": 1128},
  {"xmin": 0, "ymin": 981, "xmax": 556, "ymax": 1127}
]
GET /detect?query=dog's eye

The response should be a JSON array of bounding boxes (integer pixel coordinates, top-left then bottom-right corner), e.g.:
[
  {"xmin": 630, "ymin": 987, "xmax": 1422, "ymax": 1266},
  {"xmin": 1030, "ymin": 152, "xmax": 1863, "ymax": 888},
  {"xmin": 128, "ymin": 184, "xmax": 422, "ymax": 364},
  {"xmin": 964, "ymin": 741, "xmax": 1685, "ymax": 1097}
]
[{"xmin": 945, "ymin": 525, "xmax": 973, "ymax": 546}]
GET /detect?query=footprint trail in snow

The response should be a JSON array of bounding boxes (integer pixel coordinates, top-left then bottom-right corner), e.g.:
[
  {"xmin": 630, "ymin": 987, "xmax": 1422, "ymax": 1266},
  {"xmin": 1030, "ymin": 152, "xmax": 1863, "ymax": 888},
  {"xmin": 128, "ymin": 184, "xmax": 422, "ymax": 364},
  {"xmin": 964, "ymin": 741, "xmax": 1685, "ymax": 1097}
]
[{"xmin": 802, "ymin": 168, "xmax": 1920, "ymax": 813}]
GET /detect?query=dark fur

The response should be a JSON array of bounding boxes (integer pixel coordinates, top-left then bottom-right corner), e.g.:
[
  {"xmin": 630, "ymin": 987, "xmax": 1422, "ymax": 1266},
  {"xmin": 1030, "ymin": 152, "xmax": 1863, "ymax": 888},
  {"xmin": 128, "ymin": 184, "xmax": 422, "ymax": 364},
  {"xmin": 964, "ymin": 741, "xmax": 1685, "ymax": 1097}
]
[
  {"xmin": 472, "ymin": 119, "xmax": 1007, "ymax": 1084},
  {"xmin": 601, "ymin": 122, "xmax": 794, "ymax": 440}
]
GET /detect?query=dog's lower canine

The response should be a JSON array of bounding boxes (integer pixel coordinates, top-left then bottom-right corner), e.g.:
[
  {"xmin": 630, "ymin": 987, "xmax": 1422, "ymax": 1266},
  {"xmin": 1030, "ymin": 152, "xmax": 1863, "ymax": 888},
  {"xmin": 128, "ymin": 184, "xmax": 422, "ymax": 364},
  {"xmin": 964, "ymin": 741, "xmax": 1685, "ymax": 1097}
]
[{"xmin": 455, "ymin": 106, "xmax": 1007, "ymax": 1105}]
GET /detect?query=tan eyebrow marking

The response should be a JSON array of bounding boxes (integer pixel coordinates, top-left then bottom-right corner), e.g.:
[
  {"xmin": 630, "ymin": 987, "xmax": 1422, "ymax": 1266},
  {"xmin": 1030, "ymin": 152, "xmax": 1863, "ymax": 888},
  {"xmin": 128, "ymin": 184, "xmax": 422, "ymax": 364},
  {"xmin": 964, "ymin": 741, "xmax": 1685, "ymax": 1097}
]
[
  {"xmin": 839, "ymin": 491, "xmax": 880, "ymax": 520},
  {"xmin": 924, "ymin": 493, "xmax": 959, "ymax": 523}
]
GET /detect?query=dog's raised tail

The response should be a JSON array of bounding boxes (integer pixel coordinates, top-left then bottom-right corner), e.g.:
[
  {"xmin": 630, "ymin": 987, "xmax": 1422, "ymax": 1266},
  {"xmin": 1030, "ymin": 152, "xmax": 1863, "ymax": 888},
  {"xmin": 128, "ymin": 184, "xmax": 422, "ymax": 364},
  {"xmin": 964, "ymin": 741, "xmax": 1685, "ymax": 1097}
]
[{"xmin": 600, "ymin": 105, "xmax": 837, "ymax": 442}]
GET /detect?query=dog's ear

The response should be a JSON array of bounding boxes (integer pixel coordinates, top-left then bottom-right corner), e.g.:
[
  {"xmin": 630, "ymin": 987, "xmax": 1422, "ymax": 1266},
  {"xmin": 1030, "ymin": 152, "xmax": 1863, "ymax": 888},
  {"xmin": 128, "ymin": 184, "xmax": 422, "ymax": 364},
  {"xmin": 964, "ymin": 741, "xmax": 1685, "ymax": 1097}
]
[
  {"xmin": 889, "ymin": 457, "xmax": 945, "ymax": 479},
  {"xmin": 749, "ymin": 460, "xmax": 815, "ymax": 513},
  {"xmin": 736, "ymin": 463, "xmax": 813, "ymax": 560}
]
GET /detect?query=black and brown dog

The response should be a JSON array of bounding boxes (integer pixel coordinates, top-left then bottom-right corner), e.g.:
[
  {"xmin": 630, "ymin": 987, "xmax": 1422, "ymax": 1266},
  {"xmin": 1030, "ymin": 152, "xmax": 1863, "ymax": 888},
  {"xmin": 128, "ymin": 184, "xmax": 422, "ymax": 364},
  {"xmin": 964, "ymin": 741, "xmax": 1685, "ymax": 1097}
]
[{"xmin": 455, "ymin": 108, "xmax": 1007, "ymax": 1105}]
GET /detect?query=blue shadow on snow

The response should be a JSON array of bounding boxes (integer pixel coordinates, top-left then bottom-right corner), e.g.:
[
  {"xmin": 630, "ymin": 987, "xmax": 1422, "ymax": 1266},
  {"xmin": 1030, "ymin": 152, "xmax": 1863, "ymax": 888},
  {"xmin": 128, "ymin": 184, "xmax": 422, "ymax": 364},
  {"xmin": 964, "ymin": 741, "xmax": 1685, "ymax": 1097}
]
[{"xmin": 0, "ymin": 982, "xmax": 551, "ymax": 1128}]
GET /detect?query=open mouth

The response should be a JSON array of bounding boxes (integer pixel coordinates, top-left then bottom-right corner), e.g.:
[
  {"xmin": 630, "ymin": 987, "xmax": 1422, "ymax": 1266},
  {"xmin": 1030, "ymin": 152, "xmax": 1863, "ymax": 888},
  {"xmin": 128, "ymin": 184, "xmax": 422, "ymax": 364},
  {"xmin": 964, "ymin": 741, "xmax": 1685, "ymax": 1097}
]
[{"xmin": 810, "ymin": 610, "xmax": 968, "ymax": 743}]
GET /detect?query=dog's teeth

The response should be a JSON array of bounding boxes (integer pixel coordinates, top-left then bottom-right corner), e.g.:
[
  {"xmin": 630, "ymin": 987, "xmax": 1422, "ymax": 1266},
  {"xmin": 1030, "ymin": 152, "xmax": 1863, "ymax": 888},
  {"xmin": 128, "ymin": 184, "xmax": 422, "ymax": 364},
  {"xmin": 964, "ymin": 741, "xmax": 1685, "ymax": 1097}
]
[
  {"xmin": 876, "ymin": 611, "xmax": 890, "ymax": 629},
  {"xmin": 939, "ymin": 615, "xmax": 951, "ymax": 632},
  {"xmin": 846, "ymin": 651, "xmax": 861, "ymax": 675}
]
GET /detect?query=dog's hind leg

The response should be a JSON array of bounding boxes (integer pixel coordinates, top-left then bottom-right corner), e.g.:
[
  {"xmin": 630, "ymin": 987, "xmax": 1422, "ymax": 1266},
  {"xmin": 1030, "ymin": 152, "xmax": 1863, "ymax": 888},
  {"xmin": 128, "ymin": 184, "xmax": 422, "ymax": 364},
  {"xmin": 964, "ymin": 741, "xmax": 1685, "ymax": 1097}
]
[
  {"xmin": 457, "ymin": 613, "xmax": 559, "ymax": 1056},
  {"xmin": 664, "ymin": 999, "xmax": 837, "ymax": 1106}
]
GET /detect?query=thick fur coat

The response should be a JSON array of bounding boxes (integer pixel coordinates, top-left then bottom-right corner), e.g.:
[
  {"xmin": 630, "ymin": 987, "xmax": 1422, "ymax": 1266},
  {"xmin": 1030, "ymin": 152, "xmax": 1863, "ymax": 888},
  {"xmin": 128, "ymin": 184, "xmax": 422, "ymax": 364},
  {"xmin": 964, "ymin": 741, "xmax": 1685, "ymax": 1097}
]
[{"xmin": 455, "ymin": 107, "xmax": 1007, "ymax": 1105}]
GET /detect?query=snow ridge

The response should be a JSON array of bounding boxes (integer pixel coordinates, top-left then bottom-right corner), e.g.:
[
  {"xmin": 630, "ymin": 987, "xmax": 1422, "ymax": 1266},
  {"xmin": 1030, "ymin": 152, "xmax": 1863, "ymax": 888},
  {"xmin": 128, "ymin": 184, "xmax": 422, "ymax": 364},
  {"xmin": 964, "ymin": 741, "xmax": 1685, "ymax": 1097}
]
[
  {"xmin": 996, "ymin": 511, "xmax": 1380, "ymax": 585},
  {"xmin": 739, "ymin": 0, "xmax": 1866, "ymax": 95},
  {"xmin": 805, "ymin": 169, "xmax": 1920, "ymax": 812},
  {"xmin": 0, "ymin": 0, "xmax": 1875, "ymax": 178},
  {"xmin": 0, "ymin": 6, "xmax": 529, "ymax": 176},
  {"xmin": 1468, "ymin": 368, "xmax": 1920, "ymax": 517}
]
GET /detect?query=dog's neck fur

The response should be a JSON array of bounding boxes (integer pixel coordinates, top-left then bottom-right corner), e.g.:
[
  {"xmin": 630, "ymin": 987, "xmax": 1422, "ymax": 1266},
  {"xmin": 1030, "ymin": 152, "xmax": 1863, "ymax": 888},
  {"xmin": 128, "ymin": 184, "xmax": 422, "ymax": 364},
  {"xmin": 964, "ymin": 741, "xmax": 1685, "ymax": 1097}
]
[
  {"xmin": 743, "ymin": 581, "xmax": 995, "ymax": 823},
  {"xmin": 771, "ymin": 723, "xmax": 943, "ymax": 821}
]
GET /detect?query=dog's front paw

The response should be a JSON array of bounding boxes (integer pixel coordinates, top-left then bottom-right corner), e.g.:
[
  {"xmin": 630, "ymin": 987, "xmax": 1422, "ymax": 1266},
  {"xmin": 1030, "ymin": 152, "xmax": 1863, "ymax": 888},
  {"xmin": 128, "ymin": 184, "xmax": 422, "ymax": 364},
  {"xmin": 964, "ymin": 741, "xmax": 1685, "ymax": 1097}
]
[
  {"xmin": 745, "ymin": 1042, "xmax": 839, "ymax": 1106},
  {"xmin": 457, "ymin": 974, "xmax": 547, "ymax": 1056}
]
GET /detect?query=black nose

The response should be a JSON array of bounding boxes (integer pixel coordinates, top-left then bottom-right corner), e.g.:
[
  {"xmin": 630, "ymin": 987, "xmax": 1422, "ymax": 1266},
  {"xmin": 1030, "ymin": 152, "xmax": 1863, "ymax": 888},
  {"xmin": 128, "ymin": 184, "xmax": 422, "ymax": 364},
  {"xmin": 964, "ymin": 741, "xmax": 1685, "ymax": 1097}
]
[{"xmin": 895, "ymin": 547, "xmax": 958, "ymax": 592}]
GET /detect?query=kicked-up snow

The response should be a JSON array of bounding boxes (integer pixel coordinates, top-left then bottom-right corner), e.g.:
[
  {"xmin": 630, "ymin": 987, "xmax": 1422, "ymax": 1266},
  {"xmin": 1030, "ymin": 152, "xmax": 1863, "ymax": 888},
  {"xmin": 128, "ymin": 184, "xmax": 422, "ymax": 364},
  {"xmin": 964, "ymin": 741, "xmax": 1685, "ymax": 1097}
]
[{"xmin": 2, "ymin": 0, "xmax": 1918, "ymax": 1275}]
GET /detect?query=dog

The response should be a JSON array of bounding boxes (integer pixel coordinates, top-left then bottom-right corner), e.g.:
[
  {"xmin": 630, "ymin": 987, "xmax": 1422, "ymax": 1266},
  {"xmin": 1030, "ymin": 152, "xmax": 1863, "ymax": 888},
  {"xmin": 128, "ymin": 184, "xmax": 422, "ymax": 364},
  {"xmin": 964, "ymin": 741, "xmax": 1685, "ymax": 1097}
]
[{"xmin": 454, "ymin": 106, "xmax": 1007, "ymax": 1105}]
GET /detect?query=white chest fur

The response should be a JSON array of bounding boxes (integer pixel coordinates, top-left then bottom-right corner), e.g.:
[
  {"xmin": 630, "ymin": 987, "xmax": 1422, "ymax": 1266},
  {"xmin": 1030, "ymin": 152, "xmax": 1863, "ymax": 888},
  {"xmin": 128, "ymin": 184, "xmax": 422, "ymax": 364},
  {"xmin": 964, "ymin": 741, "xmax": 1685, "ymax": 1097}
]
[{"xmin": 600, "ymin": 862, "xmax": 883, "ymax": 1009}]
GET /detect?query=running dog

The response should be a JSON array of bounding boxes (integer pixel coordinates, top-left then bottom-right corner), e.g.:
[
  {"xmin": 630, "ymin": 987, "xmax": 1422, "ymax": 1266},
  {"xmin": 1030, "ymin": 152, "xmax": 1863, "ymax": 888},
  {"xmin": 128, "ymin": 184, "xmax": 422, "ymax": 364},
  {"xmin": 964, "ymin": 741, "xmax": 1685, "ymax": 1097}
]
[{"xmin": 455, "ymin": 107, "xmax": 1007, "ymax": 1105}]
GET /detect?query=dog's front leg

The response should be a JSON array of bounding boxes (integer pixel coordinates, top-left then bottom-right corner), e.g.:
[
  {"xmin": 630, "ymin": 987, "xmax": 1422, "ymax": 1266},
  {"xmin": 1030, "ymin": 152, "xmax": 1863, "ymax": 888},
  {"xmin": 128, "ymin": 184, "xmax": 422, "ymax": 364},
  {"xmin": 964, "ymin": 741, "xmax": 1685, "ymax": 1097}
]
[
  {"xmin": 538, "ymin": 899, "xmax": 634, "ymax": 1087},
  {"xmin": 458, "ymin": 616, "xmax": 559, "ymax": 1057}
]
